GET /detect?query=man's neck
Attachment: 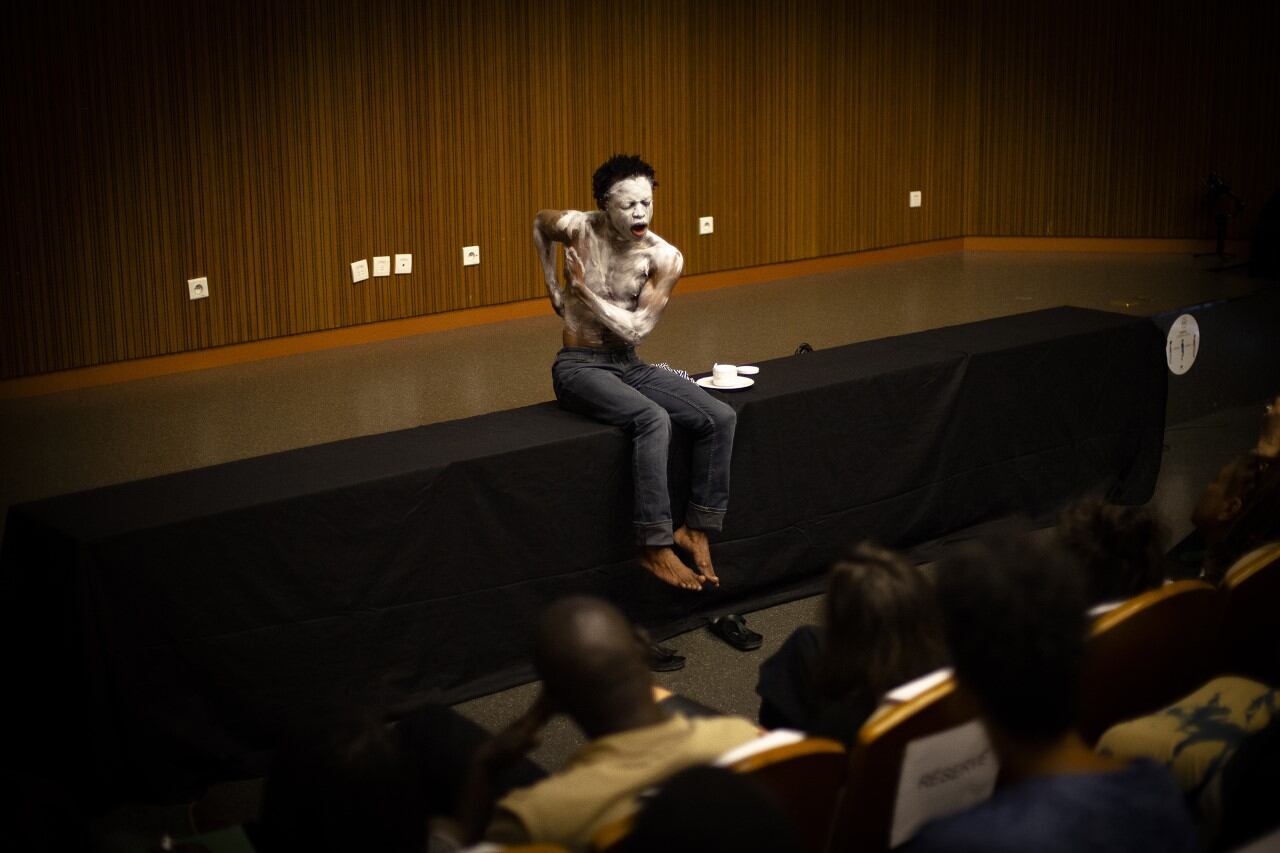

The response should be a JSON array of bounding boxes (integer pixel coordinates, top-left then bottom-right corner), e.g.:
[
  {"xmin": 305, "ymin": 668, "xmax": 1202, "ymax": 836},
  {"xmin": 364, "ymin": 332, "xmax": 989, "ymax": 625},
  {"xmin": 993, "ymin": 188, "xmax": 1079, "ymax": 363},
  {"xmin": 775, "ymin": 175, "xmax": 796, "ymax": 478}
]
[
  {"xmin": 581, "ymin": 701, "xmax": 671, "ymax": 741},
  {"xmin": 991, "ymin": 727, "xmax": 1125, "ymax": 785}
]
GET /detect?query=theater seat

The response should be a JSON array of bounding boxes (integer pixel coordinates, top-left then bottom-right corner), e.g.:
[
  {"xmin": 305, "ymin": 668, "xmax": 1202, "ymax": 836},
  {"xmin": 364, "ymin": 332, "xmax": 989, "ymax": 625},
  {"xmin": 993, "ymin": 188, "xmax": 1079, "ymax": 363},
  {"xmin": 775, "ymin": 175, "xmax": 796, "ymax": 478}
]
[
  {"xmin": 717, "ymin": 733, "xmax": 847, "ymax": 853},
  {"xmin": 826, "ymin": 676, "xmax": 994, "ymax": 852},
  {"xmin": 1079, "ymin": 579, "xmax": 1223, "ymax": 744},
  {"xmin": 589, "ymin": 735, "xmax": 847, "ymax": 853},
  {"xmin": 1220, "ymin": 541, "xmax": 1280, "ymax": 684}
]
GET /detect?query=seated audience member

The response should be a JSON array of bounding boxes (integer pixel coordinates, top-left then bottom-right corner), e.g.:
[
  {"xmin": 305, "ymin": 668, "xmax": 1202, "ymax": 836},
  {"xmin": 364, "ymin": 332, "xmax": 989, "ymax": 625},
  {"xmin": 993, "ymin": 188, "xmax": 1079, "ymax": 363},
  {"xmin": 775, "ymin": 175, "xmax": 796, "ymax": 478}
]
[
  {"xmin": 756, "ymin": 542, "xmax": 949, "ymax": 744},
  {"xmin": 1176, "ymin": 394, "xmax": 1280, "ymax": 583},
  {"xmin": 253, "ymin": 710, "xmax": 427, "ymax": 853},
  {"xmin": 907, "ymin": 538, "xmax": 1197, "ymax": 853},
  {"xmin": 1056, "ymin": 496, "xmax": 1169, "ymax": 612},
  {"xmin": 457, "ymin": 596, "xmax": 762, "ymax": 852},
  {"xmin": 614, "ymin": 765, "xmax": 801, "ymax": 852}
]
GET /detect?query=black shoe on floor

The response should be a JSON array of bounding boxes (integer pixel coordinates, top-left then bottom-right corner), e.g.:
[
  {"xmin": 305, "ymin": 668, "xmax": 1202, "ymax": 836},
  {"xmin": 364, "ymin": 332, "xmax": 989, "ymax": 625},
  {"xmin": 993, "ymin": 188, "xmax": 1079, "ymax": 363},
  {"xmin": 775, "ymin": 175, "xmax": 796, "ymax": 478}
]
[
  {"xmin": 708, "ymin": 613, "xmax": 763, "ymax": 651},
  {"xmin": 647, "ymin": 642, "xmax": 687, "ymax": 672}
]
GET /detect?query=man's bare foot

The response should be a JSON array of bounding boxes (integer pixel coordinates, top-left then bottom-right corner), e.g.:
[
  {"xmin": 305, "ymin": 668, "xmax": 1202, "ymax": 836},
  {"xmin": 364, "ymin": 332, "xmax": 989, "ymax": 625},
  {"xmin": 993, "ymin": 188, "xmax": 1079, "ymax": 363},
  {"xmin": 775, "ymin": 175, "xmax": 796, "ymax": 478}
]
[
  {"xmin": 674, "ymin": 526, "xmax": 719, "ymax": 586},
  {"xmin": 640, "ymin": 546, "xmax": 704, "ymax": 591}
]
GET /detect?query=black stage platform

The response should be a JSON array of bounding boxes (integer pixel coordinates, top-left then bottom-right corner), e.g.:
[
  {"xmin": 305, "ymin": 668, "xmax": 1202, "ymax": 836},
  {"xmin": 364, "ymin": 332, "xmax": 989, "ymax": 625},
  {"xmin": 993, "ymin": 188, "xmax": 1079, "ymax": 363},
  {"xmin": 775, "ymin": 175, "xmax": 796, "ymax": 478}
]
[{"xmin": 1, "ymin": 306, "xmax": 1166, "ymax": 799}]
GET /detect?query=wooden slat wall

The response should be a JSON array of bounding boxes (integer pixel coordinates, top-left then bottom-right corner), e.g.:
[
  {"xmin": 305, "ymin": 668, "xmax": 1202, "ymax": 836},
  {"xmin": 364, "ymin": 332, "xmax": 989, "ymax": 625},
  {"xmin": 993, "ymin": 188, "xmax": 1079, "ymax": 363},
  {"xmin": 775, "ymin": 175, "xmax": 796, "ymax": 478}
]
[
  {"xmin": 1, "ymin": 0, "xmax": 1276, "ymax": 379},
  {"xmin": 964, "ymin": 0, "xmax": 1280, "ymax": 237}
]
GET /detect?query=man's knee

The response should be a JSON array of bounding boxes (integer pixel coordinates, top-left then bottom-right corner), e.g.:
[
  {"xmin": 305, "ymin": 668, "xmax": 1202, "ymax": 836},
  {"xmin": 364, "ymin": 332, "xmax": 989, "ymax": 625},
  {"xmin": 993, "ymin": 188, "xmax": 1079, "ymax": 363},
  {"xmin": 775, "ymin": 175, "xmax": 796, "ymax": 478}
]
[
  {"xmin": 708, "ymin": 400, "xmax": 736, "ymax": 435},
  {"xmin": 632, "ymin": 403, "xmax": 672, "ymax": 439}
]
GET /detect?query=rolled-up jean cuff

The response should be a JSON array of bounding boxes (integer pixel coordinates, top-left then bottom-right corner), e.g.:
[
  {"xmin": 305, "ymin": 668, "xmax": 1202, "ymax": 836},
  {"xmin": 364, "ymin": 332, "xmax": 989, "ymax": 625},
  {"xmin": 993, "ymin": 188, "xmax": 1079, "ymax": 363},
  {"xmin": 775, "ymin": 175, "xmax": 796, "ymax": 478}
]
[
  {"xmin": 685, "ymin": 503, "xmax": 726, "ymax": 533},
  {"xmin": 636, "ymin": 519, "xmax": 675, "ymax": 547}
]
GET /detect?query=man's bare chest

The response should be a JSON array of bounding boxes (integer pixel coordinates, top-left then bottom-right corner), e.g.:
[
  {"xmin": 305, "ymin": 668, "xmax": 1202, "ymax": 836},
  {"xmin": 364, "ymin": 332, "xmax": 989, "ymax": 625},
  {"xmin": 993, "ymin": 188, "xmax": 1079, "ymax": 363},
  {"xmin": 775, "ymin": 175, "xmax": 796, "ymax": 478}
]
[{"xmin": 578, "ymin": 239, "xmax": 652, "ymax": 306}]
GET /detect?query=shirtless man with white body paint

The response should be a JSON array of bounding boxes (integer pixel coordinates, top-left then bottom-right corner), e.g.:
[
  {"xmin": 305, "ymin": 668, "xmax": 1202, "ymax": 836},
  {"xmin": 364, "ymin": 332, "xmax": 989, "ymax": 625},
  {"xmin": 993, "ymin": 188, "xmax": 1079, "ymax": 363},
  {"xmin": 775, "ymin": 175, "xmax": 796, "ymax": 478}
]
[{"xmin": 533, "ymin": 155, "xmax": 737, "ymax": 592}]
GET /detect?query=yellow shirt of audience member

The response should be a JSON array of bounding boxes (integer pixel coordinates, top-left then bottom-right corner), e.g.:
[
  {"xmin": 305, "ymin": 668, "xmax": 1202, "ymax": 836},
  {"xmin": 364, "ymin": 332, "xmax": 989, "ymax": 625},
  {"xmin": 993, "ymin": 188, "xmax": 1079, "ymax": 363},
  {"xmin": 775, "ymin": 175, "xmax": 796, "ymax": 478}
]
[{"xmin": 486, "ymin": 713, "xmax": 762, "ymax": 852}]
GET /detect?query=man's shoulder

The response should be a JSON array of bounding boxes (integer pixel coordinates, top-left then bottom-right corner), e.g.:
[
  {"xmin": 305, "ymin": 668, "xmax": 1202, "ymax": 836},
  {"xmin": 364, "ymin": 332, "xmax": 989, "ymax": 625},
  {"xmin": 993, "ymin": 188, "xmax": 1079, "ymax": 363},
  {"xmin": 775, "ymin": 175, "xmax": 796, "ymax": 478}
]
[
  {"xmin": 641, "ymin": 235, "xmax": 682, "ymax": 273},
  {"xmin": 683, "ymin": 713, "xmax": 763, "ymax": 745},
  {"xmin": 560, "ymin": 211, "xmax": 599, "ymax": 235},
  {"xmin": 541, "ymin": 208, "xmax": 598, "ymax": 237}
]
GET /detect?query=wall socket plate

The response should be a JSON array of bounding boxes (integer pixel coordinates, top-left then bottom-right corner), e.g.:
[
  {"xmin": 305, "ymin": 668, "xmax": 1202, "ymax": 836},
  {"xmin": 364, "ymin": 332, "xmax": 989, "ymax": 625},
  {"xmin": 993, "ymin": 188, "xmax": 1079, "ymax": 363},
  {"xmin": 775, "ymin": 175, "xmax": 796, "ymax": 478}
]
[
  {"xmin": 462, "ymin": 245, "xmax": 480, "ymax": 266},
  {"xmin": 698, "ymin": 216, "xmax": 714, "ymax": 235},
  {"xmin": 351, "ymin": 259, "xmax": 369, "ymax": 283},
  {"xmin": 909, "ymin": 190, "xmax": 922, "ymax": 208},
  {"xmin": 395, "ymin": 253, "xmax": 412, "ymax": 274},
  {"xmin": 373, "ymin": 256, "xmax": 391, "ymax": 277},
  {"xmin": 187, "ymin": 276, "xmax": 209, "ymax": 300}
]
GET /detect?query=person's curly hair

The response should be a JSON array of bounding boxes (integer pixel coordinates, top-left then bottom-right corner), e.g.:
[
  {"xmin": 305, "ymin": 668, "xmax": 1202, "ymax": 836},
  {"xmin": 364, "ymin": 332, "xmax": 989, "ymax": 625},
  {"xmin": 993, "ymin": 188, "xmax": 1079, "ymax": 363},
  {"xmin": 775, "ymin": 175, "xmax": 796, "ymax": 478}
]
[
  {"xmin": 1057, "ymin": 497, "xmax": 1168, "ymax": 605},
  {"xmin": 592, "ymin": 154, "xmax": 657, "ymax": 209}
]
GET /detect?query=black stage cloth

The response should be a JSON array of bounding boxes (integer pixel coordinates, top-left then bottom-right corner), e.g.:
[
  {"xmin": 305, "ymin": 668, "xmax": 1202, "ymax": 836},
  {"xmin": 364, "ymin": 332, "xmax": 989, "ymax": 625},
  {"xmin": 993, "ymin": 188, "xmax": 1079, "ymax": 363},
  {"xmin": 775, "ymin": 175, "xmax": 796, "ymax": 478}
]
[{"xmin": 0, "ymin": 306, "xmax": 1166, "ymax": 799}]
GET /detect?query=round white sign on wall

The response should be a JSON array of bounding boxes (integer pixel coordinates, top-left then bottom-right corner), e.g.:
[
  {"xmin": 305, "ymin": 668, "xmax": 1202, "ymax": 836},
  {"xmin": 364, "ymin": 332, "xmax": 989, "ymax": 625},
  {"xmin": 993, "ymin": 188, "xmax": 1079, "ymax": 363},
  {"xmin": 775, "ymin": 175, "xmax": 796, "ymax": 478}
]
[{"xmin": 1166, "ymin": 314, "xmax": 1200, "ymax": 375}]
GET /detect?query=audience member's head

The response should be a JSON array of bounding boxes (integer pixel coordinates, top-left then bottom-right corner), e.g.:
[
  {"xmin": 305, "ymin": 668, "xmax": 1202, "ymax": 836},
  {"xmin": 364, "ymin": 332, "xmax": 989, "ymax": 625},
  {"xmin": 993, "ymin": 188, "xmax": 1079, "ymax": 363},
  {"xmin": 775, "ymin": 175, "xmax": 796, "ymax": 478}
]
[
  {"xmin": 1193, "ymin": 454, "xmax": 1263, "ymax": 543},
  {"xmin": 1193, "ymin": 395, "xmax": 1280, "ymax": 582},
  {"xmin": 614, "ymin": 765, "xmax": 801, "ymax": 853},
  {"xmin": 1194, "ymin": 453, "xmax": 1280, "ymax": 582},
  {"xmin": 1057, "ymin": 497, "xmax": 1168, "ymax": 605},
  {"xmin": 935, "ymin": 537, "xmax": 1088, "ymax": 745},
  {"xmin": 818, "ymin": 542, "xmax": 949, "ymax": 703},
  {"xmin": 257, "ymin": 710, "xmax": 425, "ymax": 853},
  {"xmin": 533, "ymin": 595, "xmax": 657, "ymax": 738}
]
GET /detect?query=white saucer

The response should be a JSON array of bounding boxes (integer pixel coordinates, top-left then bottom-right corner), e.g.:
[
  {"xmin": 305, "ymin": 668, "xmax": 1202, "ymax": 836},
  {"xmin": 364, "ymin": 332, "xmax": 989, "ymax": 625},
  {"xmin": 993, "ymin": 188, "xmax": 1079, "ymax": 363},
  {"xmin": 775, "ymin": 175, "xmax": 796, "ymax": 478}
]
[
  {"xmin": 696, "ymin": 375, "xmax": 755, "ymax": 391},
  {"xmin": 736, "ymin": 365, "xmax": 760, "ymax": 375}
]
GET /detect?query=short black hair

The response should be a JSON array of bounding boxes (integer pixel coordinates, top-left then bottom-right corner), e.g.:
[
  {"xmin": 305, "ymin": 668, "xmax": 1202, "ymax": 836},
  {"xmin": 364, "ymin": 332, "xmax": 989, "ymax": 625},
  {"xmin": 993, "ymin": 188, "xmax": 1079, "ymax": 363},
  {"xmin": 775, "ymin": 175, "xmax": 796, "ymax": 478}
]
[
  {"xmin": 935, "ymin": 537, "xmax": 1088, "ymax": 741},
  {"xmin": 533, "ymin": 596, "xmax": 653, "ymax": 737},
  {"xmin": 592, "ymin": 154, "xmax": 657, "ymax": 209}
]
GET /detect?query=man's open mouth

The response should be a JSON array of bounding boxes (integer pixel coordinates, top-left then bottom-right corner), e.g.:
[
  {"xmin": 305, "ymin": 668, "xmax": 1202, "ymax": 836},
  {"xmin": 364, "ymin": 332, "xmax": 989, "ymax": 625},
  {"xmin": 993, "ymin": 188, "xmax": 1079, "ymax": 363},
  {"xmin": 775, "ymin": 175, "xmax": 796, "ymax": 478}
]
[{"xmin": 630, "ymin": 224, "xmax": 648, "ymax": 237}]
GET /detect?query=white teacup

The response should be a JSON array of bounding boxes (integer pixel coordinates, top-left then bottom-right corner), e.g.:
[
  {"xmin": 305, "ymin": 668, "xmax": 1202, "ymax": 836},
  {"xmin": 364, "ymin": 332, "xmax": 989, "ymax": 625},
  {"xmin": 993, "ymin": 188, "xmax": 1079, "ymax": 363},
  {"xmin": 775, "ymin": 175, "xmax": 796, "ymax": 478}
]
[{"xmin": 712, "ymin": 363, "xmax": 738, "ymax": 386}]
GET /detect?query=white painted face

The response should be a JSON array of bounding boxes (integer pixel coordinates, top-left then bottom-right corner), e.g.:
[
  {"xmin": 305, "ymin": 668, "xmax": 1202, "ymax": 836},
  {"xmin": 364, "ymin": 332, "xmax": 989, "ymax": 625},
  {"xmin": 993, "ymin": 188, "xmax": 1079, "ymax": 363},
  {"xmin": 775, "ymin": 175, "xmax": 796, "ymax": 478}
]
[{"xmin": 604, "ymin": 176, "xmax": 654, "ymax": 241}]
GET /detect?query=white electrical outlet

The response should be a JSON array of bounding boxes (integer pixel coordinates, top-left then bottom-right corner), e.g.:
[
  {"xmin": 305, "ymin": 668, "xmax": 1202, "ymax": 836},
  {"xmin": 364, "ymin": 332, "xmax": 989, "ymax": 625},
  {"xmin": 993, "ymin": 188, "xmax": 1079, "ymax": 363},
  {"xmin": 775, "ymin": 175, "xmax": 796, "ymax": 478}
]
[
  {"xmin": 351, "ymin": 259, "xmax": 369, "ymax": 283},
  {"xmin": 394, "ymin": 253, "xmax": 412, "ymax": 274},
  {"xmin": 373, "ymin": 256, "xmax": 391, "ymax": 277},
  {"xmin": 698, "ymin": 216, "xmax": 714, "ymax": 235},
  {"xmin": 187, "ymin": 276, "xmax": 209, "ymax": 300},
  {"xmin": 462, "ymin": 245, "xmax": 480, "ymax": 267},
  {"xmin": 909, "ymin": 190, "xmax": 922, "ymax": 208}
]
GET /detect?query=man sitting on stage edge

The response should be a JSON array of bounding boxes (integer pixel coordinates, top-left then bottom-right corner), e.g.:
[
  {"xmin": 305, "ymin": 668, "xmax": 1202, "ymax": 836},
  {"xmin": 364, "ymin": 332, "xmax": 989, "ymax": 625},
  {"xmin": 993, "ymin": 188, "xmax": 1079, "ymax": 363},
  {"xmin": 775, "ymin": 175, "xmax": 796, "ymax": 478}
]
[{"xmin": 533, "ymin": 155, "xmax": 736, "ymax": 592}]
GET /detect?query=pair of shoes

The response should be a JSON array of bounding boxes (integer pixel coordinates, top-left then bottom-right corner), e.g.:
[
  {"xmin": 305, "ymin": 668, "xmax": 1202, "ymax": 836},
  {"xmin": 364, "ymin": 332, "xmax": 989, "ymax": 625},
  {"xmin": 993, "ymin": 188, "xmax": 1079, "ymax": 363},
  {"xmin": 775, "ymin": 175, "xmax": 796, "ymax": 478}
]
[
  {"xmin": 647, "ymin": 641, "xmax": 687, "ymax": 672},
  {"xmin": 708, "ymin": 613, "xmax": 763, "ymax": 651}
]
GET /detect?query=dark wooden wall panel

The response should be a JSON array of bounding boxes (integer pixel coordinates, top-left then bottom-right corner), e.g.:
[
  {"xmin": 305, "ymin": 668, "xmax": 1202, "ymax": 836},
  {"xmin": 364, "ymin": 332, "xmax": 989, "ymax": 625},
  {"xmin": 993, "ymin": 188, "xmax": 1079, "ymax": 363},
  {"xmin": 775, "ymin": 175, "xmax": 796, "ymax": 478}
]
[
  {"xmin": 964, "ymin": 0, "xmax": 1280, "ymax": 238},
  {"xmin": 1, "ymin": 0, "xmax": 1276, "ymax": 379}
]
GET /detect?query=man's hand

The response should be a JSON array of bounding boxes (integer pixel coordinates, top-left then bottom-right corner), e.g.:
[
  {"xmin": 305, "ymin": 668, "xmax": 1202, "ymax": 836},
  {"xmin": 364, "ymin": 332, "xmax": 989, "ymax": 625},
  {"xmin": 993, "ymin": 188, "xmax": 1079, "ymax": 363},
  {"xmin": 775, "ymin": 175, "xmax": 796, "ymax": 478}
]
[
  {"xmin": 476, "ymin": 691, "xmax": 553, "ymax": 769},
  {"xmin": 564, "ymin": 247, "xmax": 595, "ymax": 303},
  {"xmin": 456, "ymin": 691, "xmax": 554, "ymax": 844},
  {"xmin": 564, "ymin": 246, "xmax": 587, "ymax": 284}
]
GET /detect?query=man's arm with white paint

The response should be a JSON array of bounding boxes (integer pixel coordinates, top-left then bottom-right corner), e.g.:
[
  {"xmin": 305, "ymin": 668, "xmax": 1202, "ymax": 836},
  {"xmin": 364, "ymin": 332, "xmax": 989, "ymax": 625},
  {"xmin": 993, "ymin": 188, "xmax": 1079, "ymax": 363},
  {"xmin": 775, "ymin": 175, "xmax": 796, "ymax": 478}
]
[
  {"xmin": 532, "ymin": 210, "xmax": 571, "ymax": 317},
  {"xmin": 565, "ymin": 245, "xmax": 683, "ymax": 346}
]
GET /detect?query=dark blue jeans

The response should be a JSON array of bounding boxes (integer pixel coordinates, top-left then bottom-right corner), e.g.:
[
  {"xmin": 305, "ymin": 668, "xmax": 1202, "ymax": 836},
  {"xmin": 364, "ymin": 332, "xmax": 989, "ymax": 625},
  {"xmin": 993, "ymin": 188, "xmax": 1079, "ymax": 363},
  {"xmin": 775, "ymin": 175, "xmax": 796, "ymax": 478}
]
[{"xmin": 552, "ymin": 346, "xmax": 736, "ymax": 547}]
